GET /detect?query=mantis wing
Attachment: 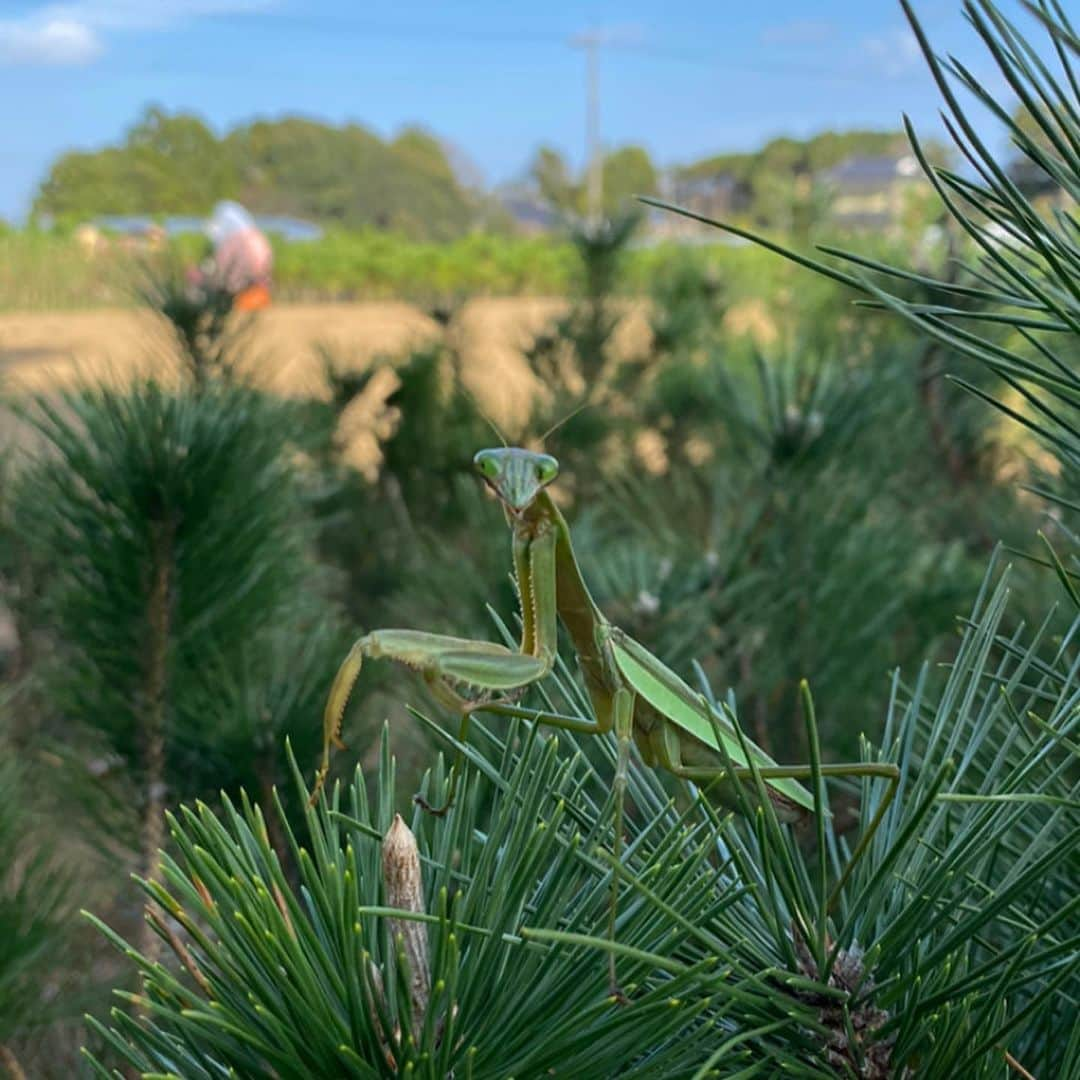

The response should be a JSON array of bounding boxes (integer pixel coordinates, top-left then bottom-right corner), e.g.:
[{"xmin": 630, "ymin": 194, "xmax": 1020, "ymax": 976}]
[{"xmin": 609, "ymin": 631, "xmax": 816, "ymax": 815}]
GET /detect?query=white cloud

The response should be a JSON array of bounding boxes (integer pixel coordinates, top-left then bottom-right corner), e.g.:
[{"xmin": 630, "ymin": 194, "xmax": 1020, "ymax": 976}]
[
  {"xmin": 0, "ymin": 0, "xmax": 274, "ymax": 66},
  {"xmin": 762, "ymin": 19, "xmax": 835, "ymax": 47},
  {"xmin": 861, "ymin": 26, "xmax": 923, "ymax": 78},
  {"xmin": 0, "ymin": 17, "xmax": 102, "ymax": 65}
]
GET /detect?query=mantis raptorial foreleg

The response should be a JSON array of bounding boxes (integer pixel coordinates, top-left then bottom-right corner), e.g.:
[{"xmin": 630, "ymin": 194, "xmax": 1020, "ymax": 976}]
[{"xmin": 313, "ymin": 629, "xmax": 553, "ymax": 805}]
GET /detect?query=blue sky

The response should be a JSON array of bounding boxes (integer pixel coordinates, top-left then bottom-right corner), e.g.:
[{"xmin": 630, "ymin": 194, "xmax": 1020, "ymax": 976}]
[{"xmin": 0, "ymin": 0, "xmax": 1016, "ymax": 220}]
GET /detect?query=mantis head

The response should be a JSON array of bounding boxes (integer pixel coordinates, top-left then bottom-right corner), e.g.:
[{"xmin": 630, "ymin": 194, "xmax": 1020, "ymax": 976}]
[{"xmin": 474, "ymin": 447, "xmax": 559, "ymax": 513}]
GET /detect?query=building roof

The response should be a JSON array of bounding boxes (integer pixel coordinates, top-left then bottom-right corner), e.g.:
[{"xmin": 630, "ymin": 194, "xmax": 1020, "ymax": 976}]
[
  {"xmin": 500, "ymin": 197, "xmax": 561, "ymax": 230},
  {"xmin": 674, "ymin": 173, "xmax": 742, "ymax": 198},
  {"xmin": 823, "ymin": 153, "xmax": 921, "ymax": 186}
]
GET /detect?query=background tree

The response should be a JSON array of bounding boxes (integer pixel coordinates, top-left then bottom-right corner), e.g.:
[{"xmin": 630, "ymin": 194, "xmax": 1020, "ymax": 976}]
[
  {"xmin": 528, "ymin": 145, "xmax": 583, "ymax": 216},
  {"xmin": 528, "ymin": 144, "xmax": 659, "ymax": 218},
  {"xmin": 35, "ymin": 108, "xmax": 234, "ymax": 218},
  {"xmin": 8, "ymin": 381, "xmax": 346, "ymax": 967},
  {"xmin": 674, "ymin": 129, "xmax": 950, "ymax": 230},
  {"xmin": 600, "ymin": 145, "xmax": 658, "ymax": 215},
  {"xmin": 33, "ymin": 109, "xmax": 480, "ymax": 240}
]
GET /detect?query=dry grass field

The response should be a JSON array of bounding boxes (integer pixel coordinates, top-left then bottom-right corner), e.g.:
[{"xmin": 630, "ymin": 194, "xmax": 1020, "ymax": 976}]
[
  {"xmin": 0, "ymin": 298, "xmax": 617, "ymax": 420},
  {"xmin": 0, "ymin": 297, "xmax": 689, "ymax": 463},
  {"xmin": 0, "ymin": 297, "xmax": 782, "ymax": 481},
  {"xmin": 0, "ymin": 300, "xmax": 550, "ymax": 460},
  {"xmin": 0, "ymin": 295, "xmax": 776, "ymax": 400},
  {"xmin": 0, "ymin": 299, "xmax": 550, "ymax": 399}
]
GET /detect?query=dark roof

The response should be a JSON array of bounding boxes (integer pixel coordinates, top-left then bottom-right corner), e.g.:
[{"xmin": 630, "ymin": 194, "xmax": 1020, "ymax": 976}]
[
  {"xmin": 674, "ymin": 173, "xmax": 741, "ymax": 198},
  {"xmin": 823, "ymin": 154, "xmax": 920, "ymax": 185},
  {"xmin": 501, "ymin": 197, "xmax": 560, "ymax": 229},
  {"xmin": 830, "ymin": 210, "xmax": 894, "ymax": 229}
]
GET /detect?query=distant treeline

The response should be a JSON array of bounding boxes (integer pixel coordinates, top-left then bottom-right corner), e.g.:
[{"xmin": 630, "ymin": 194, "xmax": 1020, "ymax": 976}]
[
  {"xmin": 32, "ymin": 105, "xmax": 950, "ymax": 241},
  {"xmin": 33, "ymin": 107, "xmax": 492, "ymax": 241},
  {"xmin": 675, "ymin": 130, "xmax": 918, "ymax": 182}
]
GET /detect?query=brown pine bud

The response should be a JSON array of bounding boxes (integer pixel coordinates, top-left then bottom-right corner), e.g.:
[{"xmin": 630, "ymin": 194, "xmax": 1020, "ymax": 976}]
[{"xmin": 382, "ymin": 813, "xmax": 430, "ymax": 1037}]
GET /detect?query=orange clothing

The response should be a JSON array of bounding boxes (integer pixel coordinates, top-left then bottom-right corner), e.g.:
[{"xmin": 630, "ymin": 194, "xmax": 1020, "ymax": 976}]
[{"xmin": 234, "ymin": 283, "xmax": 272, "ymax": 311}]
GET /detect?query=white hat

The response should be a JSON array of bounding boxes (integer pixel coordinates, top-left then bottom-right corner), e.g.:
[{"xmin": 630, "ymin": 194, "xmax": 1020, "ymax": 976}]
[{"xmin": 207, "ymin": 201, "xmax": 256, "ymax": 247}]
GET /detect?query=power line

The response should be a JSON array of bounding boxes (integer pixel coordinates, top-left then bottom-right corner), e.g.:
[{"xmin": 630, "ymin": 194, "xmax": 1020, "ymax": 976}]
[
  {"xmin": 202, "ymin": 13, "xmax": 570, "ymax": 46},
  {"xmin": 199, "ymin": 12, "xmax": 926, "ymax": 86}
]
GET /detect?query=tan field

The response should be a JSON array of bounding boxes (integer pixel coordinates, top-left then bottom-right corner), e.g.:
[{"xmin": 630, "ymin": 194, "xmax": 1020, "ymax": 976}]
[
  {"xmin": 0, "ymin": 296, "xmax": 777, "ymax": 397},
  {"xmin": 0, "ymin": 300, "xmax": 543, "ymax": 463},
  {"xmin": 0, "ymin": 299, "xmax": 561, "ymax": 406},
  {"xmin": 0, "ymin": 298, "xmax": 656, "ymax": 444},
  {"xmin": 0, "ymin": 297, "xmax": 782, "ymax": 478}
]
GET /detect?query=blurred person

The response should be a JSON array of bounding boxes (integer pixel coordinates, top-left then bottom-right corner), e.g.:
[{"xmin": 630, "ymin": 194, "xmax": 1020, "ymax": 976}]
[
  {"xmin": 196, "ymin": 201, "xmax": 274, "ymax": 310},
  {"xmin": 145, "ymin": 222, "xmax": 167, "ymax": 251},
  {"xmin": 73, "ymin": 222, "xmax": 103, "ymax": 257}
]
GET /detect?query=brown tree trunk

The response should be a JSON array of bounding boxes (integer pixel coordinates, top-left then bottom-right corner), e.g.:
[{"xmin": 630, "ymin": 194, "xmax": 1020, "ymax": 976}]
[
  {"xmin": 138, "ymin": 520, "xmax": 173, "ymax": 967},
  {"xmin": 0, "ymin": 1043, "xmax": 27, "ymax": 1080},
  {"xmin": 257, "ymin": 748, "xmax": 297, "ymax": 892},
  {"xmin": 915, "ymin": 219, "xmax": 971, "ymax": 491},
  {"xmin": 918, "ymin": 344, "xmax": 970, "ymax": 488}
]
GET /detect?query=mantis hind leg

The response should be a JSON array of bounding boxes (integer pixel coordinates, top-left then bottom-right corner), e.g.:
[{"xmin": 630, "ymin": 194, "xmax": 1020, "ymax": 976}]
[
  {"xmin": 608, "ymin": 688, "xmax": 635, "ymax": 1001},
  {"xmin": 652, "ymin": 728, "xmax": 899, "ymax": 914}
]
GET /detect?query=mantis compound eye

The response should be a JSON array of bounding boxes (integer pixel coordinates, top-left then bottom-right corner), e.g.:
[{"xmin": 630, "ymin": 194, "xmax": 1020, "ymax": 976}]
[
  {"xmin": 474, "ymin": 451, "xmax": 501, "ymax": 480},
  {"xmin": 535, "ymin": 455, "xmax": 559, "ymax": 484}
]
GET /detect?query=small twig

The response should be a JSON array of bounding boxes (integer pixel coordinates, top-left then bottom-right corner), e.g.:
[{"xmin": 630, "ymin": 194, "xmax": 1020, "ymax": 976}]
[
  {"xmin": 1003, "ymin": 1048, "xmax": 1037, "ymax": 1080},
  {"xmin": 271, "ymin": 881, "xmax": 295, "ymax": 939},
  {"xmin": 146, "ymin": 906, "xmax": 214, "ymax": 999}
]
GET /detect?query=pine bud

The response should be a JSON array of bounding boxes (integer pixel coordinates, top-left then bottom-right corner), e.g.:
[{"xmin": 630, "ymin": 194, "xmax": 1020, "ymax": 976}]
[{"xmin": 382, "ymin": 813, "xmax": 430, "ymax": 1037}]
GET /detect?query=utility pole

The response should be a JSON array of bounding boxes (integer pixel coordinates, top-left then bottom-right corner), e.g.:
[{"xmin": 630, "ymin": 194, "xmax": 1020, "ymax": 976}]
[{"xmin": 573, "ymin": 30, "xmax": 604, "ymax": 226}]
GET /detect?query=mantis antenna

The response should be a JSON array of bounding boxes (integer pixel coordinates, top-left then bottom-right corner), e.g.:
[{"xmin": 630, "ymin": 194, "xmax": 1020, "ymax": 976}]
[
  {"xmin": 538, "ymin": 399, "xmax": 592, "ymax": 447},
  {"xmin": 460, "ymin": 382, "xmax": 507, "ymax": 447}
]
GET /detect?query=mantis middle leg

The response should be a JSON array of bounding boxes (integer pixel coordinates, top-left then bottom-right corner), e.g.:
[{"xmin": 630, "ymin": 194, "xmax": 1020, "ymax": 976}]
[{"xmin": 477, "ymin": 692, "xmax": 636, "ymax": 998}]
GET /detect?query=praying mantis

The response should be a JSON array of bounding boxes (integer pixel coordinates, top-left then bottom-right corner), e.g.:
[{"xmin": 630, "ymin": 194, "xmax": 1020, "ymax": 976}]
[{"xmin": 315, "ymin": 446, "xmax": 899, "ymax": 993}]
